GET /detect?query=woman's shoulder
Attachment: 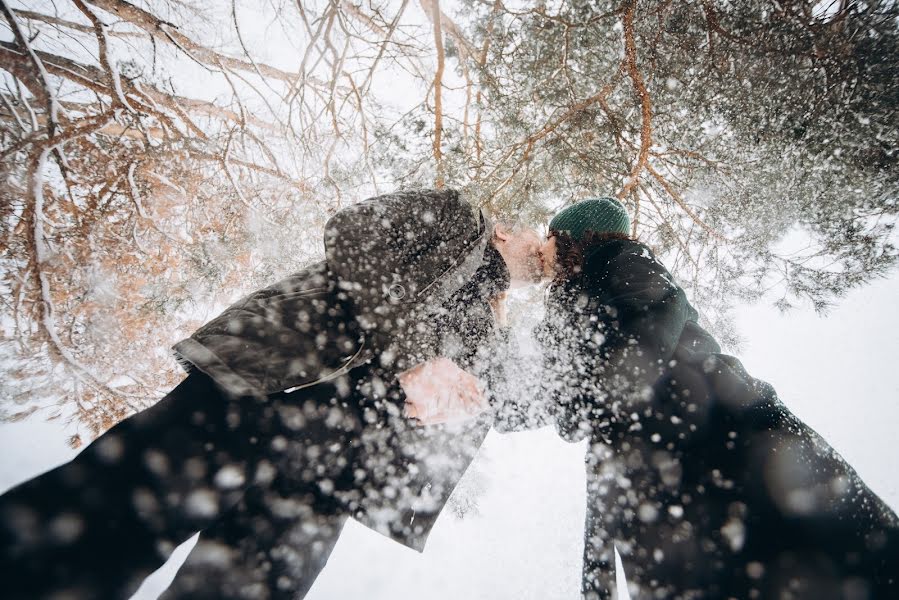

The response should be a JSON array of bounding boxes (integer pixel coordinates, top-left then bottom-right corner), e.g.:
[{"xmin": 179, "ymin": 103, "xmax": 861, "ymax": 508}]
[
  {"xmin": 583, "ymin": 238, "xmax": 654, "ymax": 277},
  {"xmin": 583, "ymin": 238, "xmax": 682, "ymax": 303}
]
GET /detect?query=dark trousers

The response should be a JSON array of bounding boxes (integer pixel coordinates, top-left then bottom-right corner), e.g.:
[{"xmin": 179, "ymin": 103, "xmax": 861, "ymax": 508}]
[
  {"xmin": 161, "ymin": 493, "xmax": 347, "ymax": 599},
  {"xmin": 1, "ymin": 372, "xmax": 360, "ymax": 600}
]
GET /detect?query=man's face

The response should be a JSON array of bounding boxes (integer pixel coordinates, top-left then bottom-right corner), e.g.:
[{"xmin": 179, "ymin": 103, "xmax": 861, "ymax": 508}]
[
  {"xmin": 538, "ymin": 234, "xmax": 557, "ymax": 279},
  {"xmin": 493, "ymin": 224, "xmax": 543, "ymax": 285}
]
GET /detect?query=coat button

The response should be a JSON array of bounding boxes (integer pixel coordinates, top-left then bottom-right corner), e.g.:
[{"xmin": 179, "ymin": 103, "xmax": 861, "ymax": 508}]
[{"xmin": 388, "ymin": 283, "xmax": 406, "ymax": 300}]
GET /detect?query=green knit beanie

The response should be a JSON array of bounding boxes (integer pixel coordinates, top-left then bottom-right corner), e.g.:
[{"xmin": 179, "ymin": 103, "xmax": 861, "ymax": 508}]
[{"xmin": 548, "ymin": 197, "xmax": 631, "ymax": 241}]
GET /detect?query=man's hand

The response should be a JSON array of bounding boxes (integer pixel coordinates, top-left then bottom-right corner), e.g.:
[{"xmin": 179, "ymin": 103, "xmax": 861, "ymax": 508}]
[
  {"xmin": 489, "ymin": 291, "xmax": 508, "ymax": 327},
  {"xmin": 398, "ymin": 357, "xmax": 487, "ymax": 425}
]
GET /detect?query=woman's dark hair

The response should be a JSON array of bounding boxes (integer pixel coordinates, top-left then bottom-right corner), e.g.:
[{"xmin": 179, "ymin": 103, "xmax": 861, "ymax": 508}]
[{"xmin": 550, "ymin": 229, "xmax": 634, "ymax": 284}]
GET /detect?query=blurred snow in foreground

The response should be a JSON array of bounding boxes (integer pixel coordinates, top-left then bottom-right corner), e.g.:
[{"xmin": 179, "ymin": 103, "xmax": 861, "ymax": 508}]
[
  {"xmin": 2, "ymin": 273, "xmax": 897, "ymax": 599},
  {"xmin": 129, "ymin": 427, "xmax": 588, "ymax": 600}
]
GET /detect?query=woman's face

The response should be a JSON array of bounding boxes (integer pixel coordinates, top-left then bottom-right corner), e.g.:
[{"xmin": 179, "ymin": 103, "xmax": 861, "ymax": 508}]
[{"xmin": 538, "ymin": 234, "xmax": 557, "ymax": 278}]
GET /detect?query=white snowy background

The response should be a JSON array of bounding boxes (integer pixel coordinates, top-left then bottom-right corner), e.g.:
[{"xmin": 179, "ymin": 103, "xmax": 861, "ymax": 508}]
[{"xmin": 2, "ymin": 268, "xmax": 897, "ymax": 600}]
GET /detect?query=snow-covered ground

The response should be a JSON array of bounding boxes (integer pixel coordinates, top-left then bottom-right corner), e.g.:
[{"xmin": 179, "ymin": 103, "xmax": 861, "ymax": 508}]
[{"xmin": 2, "ymin": 270, "xmax": 897, "ymax": 600}]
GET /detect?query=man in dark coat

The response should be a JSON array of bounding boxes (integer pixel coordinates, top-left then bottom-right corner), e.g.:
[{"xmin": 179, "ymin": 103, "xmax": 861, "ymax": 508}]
[
  {"xmin": 536, "ymin": 198, "xmax": 899, "ymax": 599},
  {"xmin": 0, "ymin": 189, "xmax": 543, "ymax": 600}
]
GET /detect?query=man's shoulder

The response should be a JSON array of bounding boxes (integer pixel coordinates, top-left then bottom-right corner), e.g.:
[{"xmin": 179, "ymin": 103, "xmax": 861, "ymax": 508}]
[
  {"xmin": 238, "ymin": 260, "xmax": 334, "ymax": 306},
  {"xmin": 325, "ymin": 189, "xmax": 476, "ymax": 239},
  {"xmin": 323, "ymin": 188, "xmax": 489, "ymax": 318}
]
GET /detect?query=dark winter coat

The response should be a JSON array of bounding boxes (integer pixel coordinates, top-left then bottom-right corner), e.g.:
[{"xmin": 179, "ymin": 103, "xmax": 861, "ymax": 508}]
[
  {"xmin": 174, "ymin": 188, "xmax": 490, "ymax": 397},
  {"xmin": 172, "ymin": 188, "xmax": 504, "ymax": 551},
  {"xmin": 0, "ymin": 189, "xmax": 513, "ymax": 600},
  {"xmin": 537, "ymin": 238, "xmax": 899, "ymax": 599}
]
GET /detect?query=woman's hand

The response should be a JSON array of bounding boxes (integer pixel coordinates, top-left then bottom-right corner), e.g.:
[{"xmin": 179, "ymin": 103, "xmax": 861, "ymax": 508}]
[{"xmin": 398, "ymin": 357, "xmax": 487, "ymax": 425}]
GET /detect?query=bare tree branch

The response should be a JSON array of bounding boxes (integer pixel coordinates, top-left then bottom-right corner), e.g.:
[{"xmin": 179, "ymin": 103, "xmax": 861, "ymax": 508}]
[
  {"xmin": 617, "ymin": 0, "xmax": 653, "ymax": 199},
  {"xmin": 0, "ymin": 0, "xmax": 61, "ymax": 131},
  {"xmin": 430, "ymin": 0, "xmax": 446, "ymax": 188}
]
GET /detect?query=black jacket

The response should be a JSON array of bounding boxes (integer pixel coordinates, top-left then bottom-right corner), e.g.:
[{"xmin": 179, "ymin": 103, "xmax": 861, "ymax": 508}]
[
  {"xmin": 538, "ymin": 238, "xmax": 899, "ymax": 599},
  {"xmin": 0, "ymin": 190, "xmax": 513, "ymax": 600},
  {"xmin": 172, "ymin": 188, "xmax": 507, "ymax": 551},
  {"xmin": 173, "ymin": 189, "xmax": 491, "ymax": 397},
  {"xmin": 343, "ymin": 242, "xmax": 512, "ymax": 551}
]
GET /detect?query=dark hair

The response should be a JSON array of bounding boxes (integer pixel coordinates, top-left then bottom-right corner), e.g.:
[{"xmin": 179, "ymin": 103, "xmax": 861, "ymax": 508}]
[{"xmin": 550, "ymin": 229, "xmax": 634, "ymax": 285}]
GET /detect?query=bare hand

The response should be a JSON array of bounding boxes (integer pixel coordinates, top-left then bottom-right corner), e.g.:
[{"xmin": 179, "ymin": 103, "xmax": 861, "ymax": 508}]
[
  {"xmin": 489, "ymin": 292, "xmax": 508, "ymax": 327},
  {"xmin": 398, "ymin": 357, "xmax": 487, "ymax": 425}
]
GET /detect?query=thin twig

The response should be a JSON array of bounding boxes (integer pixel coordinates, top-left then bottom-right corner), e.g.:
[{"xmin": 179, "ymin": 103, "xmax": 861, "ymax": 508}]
[{"xmin": 617, "ymin": 1, "xmax": 653, "ymax": 199}]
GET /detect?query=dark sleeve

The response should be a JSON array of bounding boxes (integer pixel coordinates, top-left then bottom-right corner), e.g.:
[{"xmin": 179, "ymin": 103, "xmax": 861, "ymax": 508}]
[
  {"xmin": 173, "ymin": 261, "xmax": 367, "ymax": 397},
  {"xmin": 0, "ymin": 373, "xmax": 258, "ymax": 600},
  {"xmin": 585, "ymin": 242, "xmax": 693, "ymax": 389}
]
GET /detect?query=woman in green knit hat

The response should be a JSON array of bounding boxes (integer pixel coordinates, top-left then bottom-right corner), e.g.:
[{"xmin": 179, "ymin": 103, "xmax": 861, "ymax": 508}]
[
  {"xmin": 536, "ymin": 198, "xmax": 898, "ymax": 599},
  {"xmin": 538, "ymin": 197, "xmax": 632, "ymax": 280}
]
